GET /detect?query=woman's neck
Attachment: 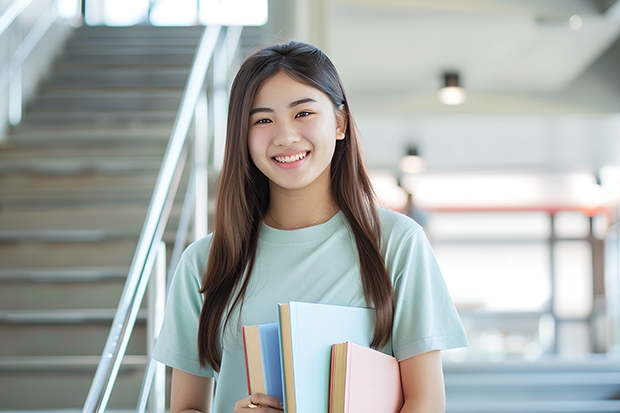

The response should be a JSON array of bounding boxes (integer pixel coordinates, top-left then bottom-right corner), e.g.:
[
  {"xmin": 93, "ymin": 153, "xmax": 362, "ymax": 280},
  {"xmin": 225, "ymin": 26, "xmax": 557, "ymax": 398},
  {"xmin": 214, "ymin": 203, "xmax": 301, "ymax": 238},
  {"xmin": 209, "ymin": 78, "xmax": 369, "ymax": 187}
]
[{"xmin": 266, "ymin": 185, "xmax": 338, "ymax": 230}]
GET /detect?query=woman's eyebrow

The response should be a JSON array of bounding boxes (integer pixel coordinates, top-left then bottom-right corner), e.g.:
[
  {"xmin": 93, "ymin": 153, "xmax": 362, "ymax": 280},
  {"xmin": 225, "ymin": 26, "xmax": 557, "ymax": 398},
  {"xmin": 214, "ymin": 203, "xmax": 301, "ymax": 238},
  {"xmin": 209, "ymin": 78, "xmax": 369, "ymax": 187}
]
[
  {"xmin": 249, "ymin": 98, "xmax": 318, "ymax": 116},
  {"xmin": 289, "ymin": 97, "xmax": 317, "ymax": 108}
]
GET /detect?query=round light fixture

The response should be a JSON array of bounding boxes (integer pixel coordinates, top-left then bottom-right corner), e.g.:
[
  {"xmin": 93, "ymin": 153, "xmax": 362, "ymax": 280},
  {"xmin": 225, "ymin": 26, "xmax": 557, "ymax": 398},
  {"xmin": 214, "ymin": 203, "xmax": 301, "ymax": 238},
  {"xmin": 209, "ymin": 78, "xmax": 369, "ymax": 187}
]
[{"xmin": 438, "ymin": 72, "xmax": 466, "ymax": 105}]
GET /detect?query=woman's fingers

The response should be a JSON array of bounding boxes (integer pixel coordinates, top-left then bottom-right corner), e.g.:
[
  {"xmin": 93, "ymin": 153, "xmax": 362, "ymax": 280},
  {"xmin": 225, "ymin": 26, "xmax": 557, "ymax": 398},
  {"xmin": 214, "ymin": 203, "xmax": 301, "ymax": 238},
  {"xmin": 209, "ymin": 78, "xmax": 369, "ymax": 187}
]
[
  {"xmin": 249, "ymin": 393, "xmax": 283, "ymax": 410},
  {"xmin": 232, "ymin": 393, "xmax": 283, "ymax": 412}
]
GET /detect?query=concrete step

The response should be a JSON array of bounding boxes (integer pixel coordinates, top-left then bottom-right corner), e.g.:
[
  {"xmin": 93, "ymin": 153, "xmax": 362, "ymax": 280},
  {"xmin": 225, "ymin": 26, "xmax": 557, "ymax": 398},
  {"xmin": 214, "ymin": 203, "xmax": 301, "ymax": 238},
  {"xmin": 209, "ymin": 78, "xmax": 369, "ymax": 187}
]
[
  {"xmin": 0, "ymin": 355, "xmax": 147, "ymax": 370},
  {"xmin": 443, "ymin": 358, "xmax": 620, "ymax": 404},
  {"xmin": 20, "ymin": 111, "xmax": 177, "ymax": 129},
  {"xmin": 66, "ymin": 36, "xmax": 201, "ymax": 48},
  {"xmin": 5, "ymin": 128, "xmax": 171, "ymax": 144},
  {"xmin": 0, "ymin": 239, "xmax": 137, "ymax": 268},
  {"xmin": 0, "ymin": 309, "xmax": 147, "ymax": 323},
  {"xmin": 0, "ymin": 362, "xmax": 146, "ymax": 409},
  {"xmin": 0, "ymin": 267, "xmax": 128, "ymax": 282},
  {"xmin": 0, "ymin": 205, "xmax": 153, "ymax": 231},
  {"xmin": 57, "ymin": 51, "xmax": 195, "ymax": 68},
  {"xmin": 0, "ymin": 281, "xmax": 126, "ymax": 310},
  {"xmin": 27, "ymin": 90, "xmax": 182, "ymax": 112},
  {"xmin": 70, "ymin": 25, "xmax": 204, "ymax": 39},
  {"xmin": 0, "ymin": 157, "xmax": 161, "ymax": 175},
  {"xmin": 0, "ymin": 143, "xmax": 167, "ymax": 160},
  {"xmin": 0, "ymin": 173, "xmax": 157, "ymax": 190},
  {"xmin": 445, "ymin": 400, "xmax": 620, "ymax": 413},
  {"xmin": 0, "ymin": 322, "xmax": 146, "ymax": 357},
  {"xmin": 43, "ymin": 68, "xmax": 189, "ymax": 90}
]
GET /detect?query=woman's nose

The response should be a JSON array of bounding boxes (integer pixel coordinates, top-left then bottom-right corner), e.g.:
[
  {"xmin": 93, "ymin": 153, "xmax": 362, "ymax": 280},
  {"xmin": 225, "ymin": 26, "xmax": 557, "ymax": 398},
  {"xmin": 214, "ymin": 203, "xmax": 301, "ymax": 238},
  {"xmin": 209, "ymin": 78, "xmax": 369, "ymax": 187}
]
[{"xmin": 273, "ymin": 122, "xmax": 301, "ymax": 146}]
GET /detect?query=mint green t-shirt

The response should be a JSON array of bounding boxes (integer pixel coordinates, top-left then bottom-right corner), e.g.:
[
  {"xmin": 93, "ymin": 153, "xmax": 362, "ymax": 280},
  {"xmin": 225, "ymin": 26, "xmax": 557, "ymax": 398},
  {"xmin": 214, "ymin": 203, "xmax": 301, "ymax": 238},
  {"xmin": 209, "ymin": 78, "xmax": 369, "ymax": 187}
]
[{"xmin": 152, "ymin": 208, "xmax": 467, "ymax": 412}]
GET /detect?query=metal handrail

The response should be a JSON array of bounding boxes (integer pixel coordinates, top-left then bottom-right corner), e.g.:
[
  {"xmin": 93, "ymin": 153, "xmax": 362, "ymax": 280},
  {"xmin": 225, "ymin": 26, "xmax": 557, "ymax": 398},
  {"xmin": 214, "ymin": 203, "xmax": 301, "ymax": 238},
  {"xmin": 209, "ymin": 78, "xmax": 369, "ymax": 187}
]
[
  {"xmin": 0, "ymin": 0, "xmax": 61, "ymax": 126},
  {"xmin": 82, "ymin": 24, "xmax": 223, "ymax": 413}
]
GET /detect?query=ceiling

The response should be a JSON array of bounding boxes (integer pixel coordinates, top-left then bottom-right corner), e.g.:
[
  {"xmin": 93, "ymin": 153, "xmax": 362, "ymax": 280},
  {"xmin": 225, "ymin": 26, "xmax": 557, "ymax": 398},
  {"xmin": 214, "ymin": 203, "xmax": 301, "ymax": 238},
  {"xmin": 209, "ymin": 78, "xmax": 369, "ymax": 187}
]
[{"xmin": 317, "ymin": 0, "xmax": 620, "ymax": 114}]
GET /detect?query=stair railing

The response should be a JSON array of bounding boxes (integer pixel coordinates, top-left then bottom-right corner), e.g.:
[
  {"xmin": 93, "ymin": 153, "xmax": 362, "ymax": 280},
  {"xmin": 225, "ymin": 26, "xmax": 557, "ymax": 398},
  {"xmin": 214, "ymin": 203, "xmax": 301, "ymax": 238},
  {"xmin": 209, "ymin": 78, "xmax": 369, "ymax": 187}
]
[
  {"xmin": 0, "ymin": 0, "xmax": 62, "ymax": 128},
  {"xmin": 82, "ymin": 24, "xmax": 243, "ymax": 413}
]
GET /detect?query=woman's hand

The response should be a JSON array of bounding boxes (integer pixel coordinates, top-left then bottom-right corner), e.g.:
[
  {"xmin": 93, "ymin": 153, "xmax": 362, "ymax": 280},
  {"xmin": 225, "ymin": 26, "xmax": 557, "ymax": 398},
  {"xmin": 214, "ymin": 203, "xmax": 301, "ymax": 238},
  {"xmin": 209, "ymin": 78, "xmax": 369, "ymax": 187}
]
[{"xmin": 233, "ymin": 393, "xmax": 283, "ymax": 412}]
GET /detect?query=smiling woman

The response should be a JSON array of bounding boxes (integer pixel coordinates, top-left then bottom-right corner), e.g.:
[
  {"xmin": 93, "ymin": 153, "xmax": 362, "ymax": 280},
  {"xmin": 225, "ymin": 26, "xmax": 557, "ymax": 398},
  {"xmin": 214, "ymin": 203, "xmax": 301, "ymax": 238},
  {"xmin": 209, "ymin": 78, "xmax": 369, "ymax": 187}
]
[{"xmin": 152, "ymin": 41, "xmax": 468, "ymax": 413}]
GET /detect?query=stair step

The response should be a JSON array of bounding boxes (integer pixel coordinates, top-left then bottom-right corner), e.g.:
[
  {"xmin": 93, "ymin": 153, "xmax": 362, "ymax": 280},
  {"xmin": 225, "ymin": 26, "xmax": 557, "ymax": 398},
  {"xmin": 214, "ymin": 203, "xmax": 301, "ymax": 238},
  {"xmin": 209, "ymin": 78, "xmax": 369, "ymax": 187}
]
[
  {"xmin": 445, "ymin": 400, "xmax": 620, "ymax": 413},
  {"xmin": 0, "ymin": 230, "xmax": 137, "ymax": 243},
  {"xmin": 0, "ymin": 205, "xmax": 149, "ymax": 230},
  {"xmin": 66, "ymin": 36, "xmax": 201, "ymax": 48},
  {"xmin": 0, "ymin": 143, "xmax": 166, "ymax": 159},
  {"xmin": 0, "ymin": 157, "xmax": 161, "ymax": 175},
  {"xmin": 0, "ymin": 173, "xmax": 157, "ymax": 190},
  {"xmin": 44, "ymin": 68, "xmax": 189, "ymax": 89},
  {"xmin": 57, "ymin": 52, "xmax": 195, "ymax": 68},
  {"xmin": 0, "ymin": 239, "xmax": 137, "ymax": 268},
  {"xmin": 0, "ymin": 309, "xmax": 147, "ymax": 323},
  {"xmin": 0, "ymin": 355, "xmax": 147, "ymax": 370},
  {"xmin": 7, "ymin": 129, "xmax": 171, "ymax": 144},
  {"xmin": 71, "ymin": 25, "xmax": 204, "ymax": 38},
  {"xmin": 0, "ymin": 364, "xmax": 145, "ymax": 409},
  {"xmin": 28, "ymin": 90, "xmax": 182, "ymax": 112},
  {"xmin": 0, "ymin": 267, "xmax": 128, "ymax": 282},
  {"xmin": 20, "ymin": 112, "xmax": 177, "ymax": 128},
  {"xmin": 0, "ymin": 280, "xmax": 126, "ymax": 310},
  {"xmin": 0, "ymin": 323, "xmax": 146, "ymax": 356}
]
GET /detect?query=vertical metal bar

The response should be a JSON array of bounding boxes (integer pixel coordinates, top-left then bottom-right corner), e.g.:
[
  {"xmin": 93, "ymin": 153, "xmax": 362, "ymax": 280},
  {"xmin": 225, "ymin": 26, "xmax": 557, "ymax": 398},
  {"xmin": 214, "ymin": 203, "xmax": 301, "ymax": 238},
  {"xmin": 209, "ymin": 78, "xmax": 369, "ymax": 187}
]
[
  {"xmin": 167, "ymin": 172, "xmax": 196, "ymax": 291},
  {"xmin": 8, "ymin": 17, "xmax": 21, "ymax": 126},
  {"xmin": 138, "ymin": 240, "xmax": 167, "ymax": 413},
  {"xmin": 150, "ymin": 242, "xmax": 167, "ymax": 413},
  {"xmin": 549, "ymin": 213, "xmax": 558, "ymax": 353},
  {"xmin": 212, "ymin": 29, "xmax": 227, "ymax": 171},
  {"xmin": 194, "ymin": 89, "xmax": 209, "ymax": 240}
]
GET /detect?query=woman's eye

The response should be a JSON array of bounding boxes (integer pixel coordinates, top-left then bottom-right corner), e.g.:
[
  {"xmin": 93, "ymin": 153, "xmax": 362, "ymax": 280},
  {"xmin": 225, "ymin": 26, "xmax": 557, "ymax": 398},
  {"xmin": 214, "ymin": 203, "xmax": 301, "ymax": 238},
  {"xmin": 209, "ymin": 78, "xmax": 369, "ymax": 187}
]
[
  {"xmin": 255, "ymin": 118, "xmax": 271, "ymax": 124},
  {"xmin": 295, "ymin": 111, "xmax": 311, "ymax": 118}
]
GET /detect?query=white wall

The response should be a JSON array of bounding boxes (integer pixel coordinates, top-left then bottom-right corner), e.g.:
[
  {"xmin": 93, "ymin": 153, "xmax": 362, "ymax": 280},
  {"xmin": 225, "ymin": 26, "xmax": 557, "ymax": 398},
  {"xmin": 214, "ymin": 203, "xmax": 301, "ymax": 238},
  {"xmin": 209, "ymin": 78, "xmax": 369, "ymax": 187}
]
[{"xmin": 357, "ymin": 114, "xmax": 620, "ymax": 175}]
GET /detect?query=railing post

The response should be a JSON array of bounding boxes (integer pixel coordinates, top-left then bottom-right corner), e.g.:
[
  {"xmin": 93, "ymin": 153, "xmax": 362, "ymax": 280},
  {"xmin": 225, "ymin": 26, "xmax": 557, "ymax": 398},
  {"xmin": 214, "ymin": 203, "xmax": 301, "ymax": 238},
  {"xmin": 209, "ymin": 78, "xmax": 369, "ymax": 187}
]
[
  {"xmin": 8, "ymin": 16, "xmax": 22, "ymax": 126},
  {"xmin": 194, "ymin": 89, "xmax": 209, "ymax": 240},
  {"xmin": 147, "ymin": 241, "xmax": 167, "ymax": 413}
]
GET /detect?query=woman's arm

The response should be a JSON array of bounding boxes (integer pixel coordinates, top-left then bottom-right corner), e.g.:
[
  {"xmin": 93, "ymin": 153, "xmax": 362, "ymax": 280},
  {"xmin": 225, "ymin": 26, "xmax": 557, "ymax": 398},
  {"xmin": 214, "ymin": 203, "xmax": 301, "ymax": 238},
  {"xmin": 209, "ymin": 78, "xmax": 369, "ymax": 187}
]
[
  {"xmin": 399, "ymin": 350, "xmax": 446, "ymax": 413},
  {"xmin": 170, "ymin": 368, "xmax": 214, "ymax": 413}
]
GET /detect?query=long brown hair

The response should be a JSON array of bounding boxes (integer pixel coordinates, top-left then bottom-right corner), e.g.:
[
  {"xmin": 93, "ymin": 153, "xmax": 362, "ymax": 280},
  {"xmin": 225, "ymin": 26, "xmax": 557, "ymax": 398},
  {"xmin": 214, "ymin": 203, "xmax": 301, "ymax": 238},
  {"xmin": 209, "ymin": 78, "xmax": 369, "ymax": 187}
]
[{"xmin": 198, "ymin": 41, "xmax": 393, "ymax": 371}]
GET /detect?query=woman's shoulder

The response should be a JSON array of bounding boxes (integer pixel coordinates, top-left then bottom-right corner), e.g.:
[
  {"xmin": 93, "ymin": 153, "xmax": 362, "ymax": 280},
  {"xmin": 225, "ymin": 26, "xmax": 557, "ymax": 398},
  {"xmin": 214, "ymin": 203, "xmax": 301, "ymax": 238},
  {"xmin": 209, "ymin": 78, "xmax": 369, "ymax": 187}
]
[
  {"xmin": 178, "ymin": 233, "xmax": 214, "ymax": 273},
  {"xmin": 377, "ymin": 207, "xmax": 423, "ymax": 237}
]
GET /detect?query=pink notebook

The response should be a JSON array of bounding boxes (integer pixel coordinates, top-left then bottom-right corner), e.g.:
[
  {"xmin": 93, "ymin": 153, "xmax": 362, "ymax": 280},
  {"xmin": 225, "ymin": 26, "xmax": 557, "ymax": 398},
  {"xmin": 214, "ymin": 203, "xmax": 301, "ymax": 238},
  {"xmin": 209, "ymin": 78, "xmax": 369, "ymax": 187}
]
[{"xmin": 330, "ymin": 342, "xmax": 403, "ymax": 413}]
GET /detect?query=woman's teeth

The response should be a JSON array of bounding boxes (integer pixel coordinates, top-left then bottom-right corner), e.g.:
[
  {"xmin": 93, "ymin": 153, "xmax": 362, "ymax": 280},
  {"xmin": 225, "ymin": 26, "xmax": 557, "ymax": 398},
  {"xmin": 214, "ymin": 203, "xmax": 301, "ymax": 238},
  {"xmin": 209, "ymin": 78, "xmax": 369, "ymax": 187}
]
[{"xmin": 274, "ymin": 152, "xmax": 307, "ymax": 163}]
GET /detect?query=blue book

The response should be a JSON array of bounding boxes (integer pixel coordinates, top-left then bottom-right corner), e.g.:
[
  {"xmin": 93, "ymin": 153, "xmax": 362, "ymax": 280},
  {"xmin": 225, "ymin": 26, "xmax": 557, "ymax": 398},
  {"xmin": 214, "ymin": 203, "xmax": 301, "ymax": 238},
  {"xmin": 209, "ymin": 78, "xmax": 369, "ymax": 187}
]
[
  {"xmin": 278, "ymin": 302, "xmax": 376, "ymax": 413},
  {"xmin": 242, "ymin": 322, "xmax": 284, "ymax": 401}
]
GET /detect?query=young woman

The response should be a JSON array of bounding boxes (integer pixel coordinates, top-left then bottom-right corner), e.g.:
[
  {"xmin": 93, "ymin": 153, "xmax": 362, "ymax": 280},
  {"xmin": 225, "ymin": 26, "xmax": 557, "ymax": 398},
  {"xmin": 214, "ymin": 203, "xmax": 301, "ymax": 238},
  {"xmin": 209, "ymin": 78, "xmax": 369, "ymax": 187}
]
[{"xmin": 152, "ymin": 41, "xmax": 468, "ymax": 413}]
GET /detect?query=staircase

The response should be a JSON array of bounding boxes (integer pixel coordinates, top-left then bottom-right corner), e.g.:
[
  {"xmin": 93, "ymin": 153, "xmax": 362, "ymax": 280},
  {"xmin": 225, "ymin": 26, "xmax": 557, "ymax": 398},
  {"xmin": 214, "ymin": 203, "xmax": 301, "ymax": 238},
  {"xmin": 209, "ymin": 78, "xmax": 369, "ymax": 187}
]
[
  {"xmin": 0, "ymin": 24, "xmax": 207, "ymax": 410},
  {"xmin": 444, "ymin": 356, "xmax": 620, "ymax": 412}
]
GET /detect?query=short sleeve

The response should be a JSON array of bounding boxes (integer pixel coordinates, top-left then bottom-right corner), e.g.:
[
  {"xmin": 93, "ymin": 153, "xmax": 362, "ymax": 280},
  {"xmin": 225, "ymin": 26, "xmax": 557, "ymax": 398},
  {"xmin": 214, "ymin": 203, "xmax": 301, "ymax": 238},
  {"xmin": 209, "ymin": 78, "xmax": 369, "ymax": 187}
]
[
  {"xmin": 152, "ymin": 246, "xmax": 215, "ymax": 378},
  {"xmin": 387, "ymin": 222, "xmax": 468, "ymax": 361}
]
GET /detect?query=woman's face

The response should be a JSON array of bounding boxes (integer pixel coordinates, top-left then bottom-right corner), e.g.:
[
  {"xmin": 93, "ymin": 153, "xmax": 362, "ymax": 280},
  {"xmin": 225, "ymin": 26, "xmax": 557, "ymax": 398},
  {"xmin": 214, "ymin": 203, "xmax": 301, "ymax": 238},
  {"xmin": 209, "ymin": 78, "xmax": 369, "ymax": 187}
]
[{"xmin": 248, "ymin": 72, "xmax": 345, "ymax": 195}]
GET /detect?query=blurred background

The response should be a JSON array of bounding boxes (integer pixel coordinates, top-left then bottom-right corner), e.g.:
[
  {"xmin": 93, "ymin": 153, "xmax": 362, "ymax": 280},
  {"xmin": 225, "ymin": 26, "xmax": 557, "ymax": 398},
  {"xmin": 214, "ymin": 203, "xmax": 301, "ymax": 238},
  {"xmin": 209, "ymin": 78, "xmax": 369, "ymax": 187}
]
[{"xmin": 1, "ymin": 0, "xmax": 620, "ymax": 412}]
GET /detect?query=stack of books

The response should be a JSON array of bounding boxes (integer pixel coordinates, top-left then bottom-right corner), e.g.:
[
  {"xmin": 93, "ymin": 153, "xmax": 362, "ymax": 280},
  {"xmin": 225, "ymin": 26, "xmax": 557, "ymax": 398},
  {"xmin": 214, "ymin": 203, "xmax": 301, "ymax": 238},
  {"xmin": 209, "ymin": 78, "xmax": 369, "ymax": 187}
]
[{"xmin": 242, "ymin": 302, "xmax": 403, "ymax": 413}]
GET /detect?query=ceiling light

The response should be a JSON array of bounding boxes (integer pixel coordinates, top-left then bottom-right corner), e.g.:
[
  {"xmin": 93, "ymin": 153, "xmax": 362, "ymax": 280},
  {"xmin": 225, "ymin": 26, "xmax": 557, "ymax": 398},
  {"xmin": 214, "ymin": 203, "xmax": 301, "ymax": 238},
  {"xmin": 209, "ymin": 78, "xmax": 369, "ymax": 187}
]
[
  {"xmin": 438, "ymin": 72, "xmax": 466, "ymax": 105},
  {"xmin": 399, "ymin": 146, "xmax": 425, "ymax": 175}
]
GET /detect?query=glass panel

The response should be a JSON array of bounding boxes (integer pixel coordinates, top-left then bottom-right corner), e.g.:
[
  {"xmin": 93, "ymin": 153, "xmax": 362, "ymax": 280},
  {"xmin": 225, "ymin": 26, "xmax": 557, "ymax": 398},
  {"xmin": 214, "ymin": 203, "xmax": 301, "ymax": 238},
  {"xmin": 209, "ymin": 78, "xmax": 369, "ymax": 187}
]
[
  {"xmin": 426, "ymin": 212, "xmax": 550, "ymax": 240},
  {"xmin": 554, "ymin": 211, "xmax": 590, "ymax": 239},
  {"xmin": 553, "ymin": 240, "xmax": 593, "ymax": 318},
  {"xmin": 435, "ymin": 243, "xmax": 550, "ymax": 312},
  {"xmin": 150, "ymin": 0, "xmax": 198, "ymax": 26},
  {"xmin": 85, "ymin": 0, "xmax": 149, "ymax": 26},
  {"xmin": 199, "ymin": 0, "xmax": 268, "ymax": 26}
]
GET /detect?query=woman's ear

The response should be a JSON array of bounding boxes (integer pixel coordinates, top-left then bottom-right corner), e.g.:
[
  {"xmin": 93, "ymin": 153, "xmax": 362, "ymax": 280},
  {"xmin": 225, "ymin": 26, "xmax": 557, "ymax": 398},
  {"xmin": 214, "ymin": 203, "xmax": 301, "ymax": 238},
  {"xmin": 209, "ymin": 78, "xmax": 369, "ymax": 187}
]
[{"xmin": 336, "ymin": 110, "xmax": 347, "ymax": 141}]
